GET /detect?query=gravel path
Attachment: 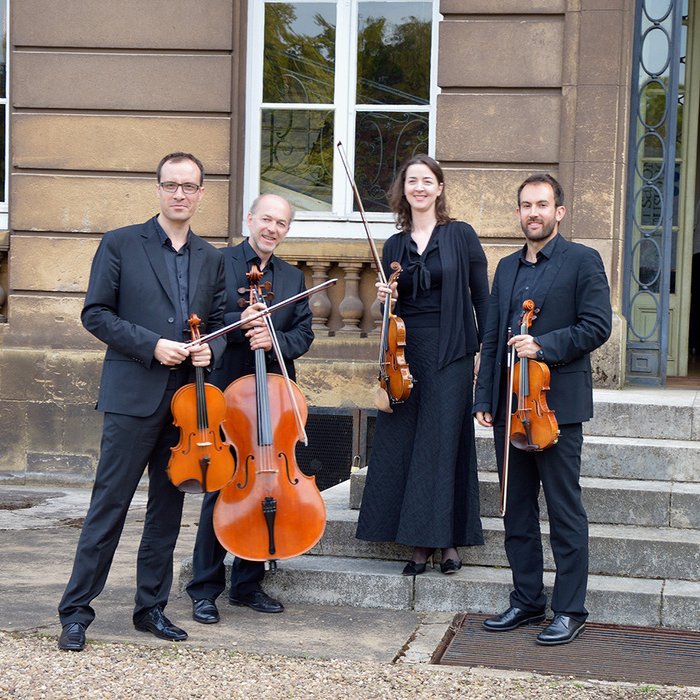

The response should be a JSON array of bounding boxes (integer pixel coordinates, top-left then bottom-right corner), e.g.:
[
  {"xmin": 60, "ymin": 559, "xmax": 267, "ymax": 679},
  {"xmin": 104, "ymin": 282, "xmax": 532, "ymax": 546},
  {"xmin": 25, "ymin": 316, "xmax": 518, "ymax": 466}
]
[{"xmin": 1, "ymin": 631, "xmax": 698, "ymax": 700}]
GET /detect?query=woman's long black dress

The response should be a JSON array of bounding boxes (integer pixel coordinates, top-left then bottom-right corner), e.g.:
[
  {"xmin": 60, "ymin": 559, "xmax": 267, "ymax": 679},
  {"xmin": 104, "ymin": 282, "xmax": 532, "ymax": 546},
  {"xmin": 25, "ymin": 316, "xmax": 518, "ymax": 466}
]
[{"xmin": 356, "ymin": 220, "xmax": 489, "ymax": 549}]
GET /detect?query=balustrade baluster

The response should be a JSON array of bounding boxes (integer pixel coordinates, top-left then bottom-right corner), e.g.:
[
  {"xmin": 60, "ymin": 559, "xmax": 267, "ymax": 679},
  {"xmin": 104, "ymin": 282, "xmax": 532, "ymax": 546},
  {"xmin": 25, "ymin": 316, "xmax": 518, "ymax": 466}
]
[
  {"xmin": 337, "ymin": 261, "xmax": 364, "ymax": 335},
  {"xmin": 307, "ymin": 261, "xmax": 332, "ymax": 333}
]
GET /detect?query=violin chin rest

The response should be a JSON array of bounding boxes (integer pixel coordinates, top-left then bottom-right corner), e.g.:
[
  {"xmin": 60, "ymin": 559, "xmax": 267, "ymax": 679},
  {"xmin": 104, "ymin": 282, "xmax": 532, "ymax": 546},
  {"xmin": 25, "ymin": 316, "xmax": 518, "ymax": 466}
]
[{"xmin": 374, "ymin": 386, "xmax": 393, "ymax": 414}]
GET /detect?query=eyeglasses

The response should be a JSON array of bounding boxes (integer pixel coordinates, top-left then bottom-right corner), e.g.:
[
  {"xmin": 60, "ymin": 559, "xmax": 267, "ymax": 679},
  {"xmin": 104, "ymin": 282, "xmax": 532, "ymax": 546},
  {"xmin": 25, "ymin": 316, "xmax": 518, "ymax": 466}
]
[{"xmin": 159, "ymin": 181, "xmax": 201, "ymax": 195}]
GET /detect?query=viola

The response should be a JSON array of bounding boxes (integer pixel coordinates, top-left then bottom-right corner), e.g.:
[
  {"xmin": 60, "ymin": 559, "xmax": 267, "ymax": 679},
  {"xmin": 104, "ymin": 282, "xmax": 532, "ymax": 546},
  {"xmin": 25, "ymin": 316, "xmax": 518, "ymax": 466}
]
[
  {"xmin": 167, "ymin": 314, "xmax": 235, "ymax": 493},
  {"xmin": 500, "ymin": 299, "xmax": 559, "ymax": 516},
  {"xmin": 212, "ymin": 267, "xmax": 326, "ymax": 563},
  {"xmin": 336, "ymin": 141, "xmax": 414, "ymax": 410}
]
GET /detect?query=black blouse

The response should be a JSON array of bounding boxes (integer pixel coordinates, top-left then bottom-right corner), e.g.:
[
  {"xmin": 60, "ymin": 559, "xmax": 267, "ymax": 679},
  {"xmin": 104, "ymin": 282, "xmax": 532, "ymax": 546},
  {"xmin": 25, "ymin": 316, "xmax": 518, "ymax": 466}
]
[{"xmin": 381, "ymin": 220, "xmax": 489, "ymax": 369}]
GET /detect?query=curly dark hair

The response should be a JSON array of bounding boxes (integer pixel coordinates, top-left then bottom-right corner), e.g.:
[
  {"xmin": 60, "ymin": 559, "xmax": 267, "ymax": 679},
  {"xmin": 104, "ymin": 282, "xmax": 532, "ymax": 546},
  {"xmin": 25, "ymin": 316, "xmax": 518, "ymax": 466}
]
[{"xmin": 387, "ymin": 153, "xmax": 451, "ymax": 232}]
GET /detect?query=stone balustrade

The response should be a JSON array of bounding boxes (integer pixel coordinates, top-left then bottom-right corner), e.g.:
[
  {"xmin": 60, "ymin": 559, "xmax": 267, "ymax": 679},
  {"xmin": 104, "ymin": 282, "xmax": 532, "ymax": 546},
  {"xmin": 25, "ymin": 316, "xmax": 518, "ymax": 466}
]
[{"xmin": 254, "ymin": 237, "xmax": 385, "ymax": 340}]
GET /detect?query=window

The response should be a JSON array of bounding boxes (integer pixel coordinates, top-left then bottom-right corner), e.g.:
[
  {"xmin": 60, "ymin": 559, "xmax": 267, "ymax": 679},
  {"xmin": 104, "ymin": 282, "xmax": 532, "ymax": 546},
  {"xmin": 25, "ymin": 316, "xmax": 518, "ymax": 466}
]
[
  {"xmin": 245, "ymin": 0, "xmax": 438, "ymax": 237},
  {"xmin": 0, "ymin": 1, "xmax": 7, "ymax": 229}
]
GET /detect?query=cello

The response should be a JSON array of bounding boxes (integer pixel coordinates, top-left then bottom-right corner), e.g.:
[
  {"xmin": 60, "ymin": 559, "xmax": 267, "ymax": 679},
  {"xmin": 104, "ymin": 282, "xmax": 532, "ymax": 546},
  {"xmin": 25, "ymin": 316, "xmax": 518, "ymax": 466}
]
[
  {"xmin": 167, "ymin": 314, "xmax": 235, "ymax": 493},
  {"xmin": 336, "ymin": 141, "xmax": 413, "ymax": 411},
  {"xmin": 213, "ymin": 266, "xmax": 326, "ymax": 566},
  {"xmin": 500, "ymin": 299, "xmax": 559, "ymax": 516}
]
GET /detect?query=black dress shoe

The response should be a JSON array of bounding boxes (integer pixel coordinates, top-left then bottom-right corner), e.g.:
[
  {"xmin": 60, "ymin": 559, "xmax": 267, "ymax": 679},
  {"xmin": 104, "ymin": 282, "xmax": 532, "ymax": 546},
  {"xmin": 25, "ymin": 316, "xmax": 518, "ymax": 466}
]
[
  {"xmin": 58, "ymin": 622, "xmax": 86, "ymax": 651},
  {"xmin": 134, "ymin": 605, "xmax": 188, "ymax": 641},
  {"xmin": 229, "ymin": 589, "xmax": 284, "ymax": 613},
  {"xmin": 483, "ymin": 606, "xmax": 546, "ymax": 631},
  {"xmin": 440, "ymin": 559, "xmax": 463, "ymax": 574},
  {"xmin": 192, "ymin": 598, "xmax": 219, "ymax": 624},
  {"xmin": 536, "ymin": 614, "xmax": 586, "ymax": 645}
]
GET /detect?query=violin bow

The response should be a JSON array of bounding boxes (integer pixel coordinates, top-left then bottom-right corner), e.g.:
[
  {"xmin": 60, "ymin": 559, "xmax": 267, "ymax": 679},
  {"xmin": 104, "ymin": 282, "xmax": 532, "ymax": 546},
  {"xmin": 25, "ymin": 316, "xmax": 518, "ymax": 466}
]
[
  {"xmin": 336, "ymin": 141, "xmax": 388, "ymax": 286},
  {"xmin": 249, "ymin": 275, "xmax": 309, "ymax": 446},
  {"xmin": 337, "ymin": 140, "xmax": 405, "ymax": 409},
  {"xmin": 186, "ymin": 279, "xmax": 337, "ymax": 347},
  {"xmin": 500, "ymin": 328, "xmax": 516, "ymax": 517}
]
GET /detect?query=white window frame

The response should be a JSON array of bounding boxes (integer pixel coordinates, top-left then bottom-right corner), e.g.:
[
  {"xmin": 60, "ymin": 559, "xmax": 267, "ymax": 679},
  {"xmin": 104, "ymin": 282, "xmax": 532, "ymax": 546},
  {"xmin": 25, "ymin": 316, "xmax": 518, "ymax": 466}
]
[
  {"xmin": 244, "ymin": 0, "xmax": 441, "ymax": 239},
  {"xmin": 0, "ymin": 0, "xmax": 9, "ymax": 230}
]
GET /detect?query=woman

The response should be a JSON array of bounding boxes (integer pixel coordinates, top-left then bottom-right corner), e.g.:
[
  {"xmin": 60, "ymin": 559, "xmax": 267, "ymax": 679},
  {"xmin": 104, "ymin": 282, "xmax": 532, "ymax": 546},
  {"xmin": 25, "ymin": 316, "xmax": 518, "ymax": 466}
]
[{"xmin": 356, "ymin": 154, "xmax": 489, "ymax": 575}]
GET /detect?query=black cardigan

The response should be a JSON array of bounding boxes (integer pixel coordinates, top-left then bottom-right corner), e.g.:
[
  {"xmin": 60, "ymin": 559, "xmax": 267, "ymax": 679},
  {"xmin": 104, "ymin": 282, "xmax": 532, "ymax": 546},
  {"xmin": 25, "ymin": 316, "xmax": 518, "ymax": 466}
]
[{"xmin": 381, "ymin": 220, "xmax": 489, "ymax": 370}]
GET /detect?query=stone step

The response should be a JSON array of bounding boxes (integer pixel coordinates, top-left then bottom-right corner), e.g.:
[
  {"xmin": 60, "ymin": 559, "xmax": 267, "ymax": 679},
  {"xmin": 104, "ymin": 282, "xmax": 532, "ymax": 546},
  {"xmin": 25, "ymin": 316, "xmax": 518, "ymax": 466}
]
[
  {"xmin": 325, "ymin": 482, "xmax": 700, "ymax": 581},
  {"xmin": 177, "ymin": 555, "xmax": 700, "ymax": 630},
  {"xmin": 349, "ymin": 469, "xmax": 700, "ymax": 529},
  {"xmin": 474, "ymin": 430, "xmax": 700, "ymax": 482},
  {"xmin": 587, "ymin": 387, "xmax": 699, "ymax": 441}
]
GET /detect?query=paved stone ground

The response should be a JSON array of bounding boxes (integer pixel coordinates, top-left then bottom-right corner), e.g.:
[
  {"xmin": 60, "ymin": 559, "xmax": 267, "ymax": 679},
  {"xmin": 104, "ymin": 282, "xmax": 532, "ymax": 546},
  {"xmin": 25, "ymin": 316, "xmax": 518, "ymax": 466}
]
[{"xmin": 0, "ymin": 484, "xmax": 698, "ymax": 699}]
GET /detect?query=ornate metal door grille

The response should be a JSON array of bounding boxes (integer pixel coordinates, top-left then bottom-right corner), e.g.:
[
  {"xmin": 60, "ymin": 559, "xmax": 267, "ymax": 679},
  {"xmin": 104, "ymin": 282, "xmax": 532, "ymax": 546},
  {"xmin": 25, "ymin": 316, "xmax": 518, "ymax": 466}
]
[{"xmin": 623, "ymin": 0, "xmax": 684, "ymax": 385}]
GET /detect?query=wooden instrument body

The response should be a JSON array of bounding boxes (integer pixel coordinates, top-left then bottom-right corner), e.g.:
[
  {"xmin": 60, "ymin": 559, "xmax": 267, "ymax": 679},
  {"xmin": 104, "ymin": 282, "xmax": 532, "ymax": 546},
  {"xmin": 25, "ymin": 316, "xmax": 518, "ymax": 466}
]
[
  {"xmin": 213, "ymin": 372, "xmax": 326, "ymax": 561},
  {"xmin": 509, "ymin": 357, "xmax": 559, "ymax": 452}
]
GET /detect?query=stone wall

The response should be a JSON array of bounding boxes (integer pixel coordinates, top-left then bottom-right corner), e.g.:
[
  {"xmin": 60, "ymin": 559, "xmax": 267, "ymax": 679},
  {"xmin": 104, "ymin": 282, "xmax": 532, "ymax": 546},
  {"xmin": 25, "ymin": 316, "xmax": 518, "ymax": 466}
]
[{"xmin": 0, "ymin": 0, "xmax": 630, "ymax": 481}]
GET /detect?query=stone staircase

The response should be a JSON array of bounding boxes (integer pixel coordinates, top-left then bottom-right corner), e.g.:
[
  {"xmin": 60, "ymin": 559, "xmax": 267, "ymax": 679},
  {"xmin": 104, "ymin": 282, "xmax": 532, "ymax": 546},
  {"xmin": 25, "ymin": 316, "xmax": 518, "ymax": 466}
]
[{"xmin": 182, "ymin": 387, "xmax": 700, "ymax": 630}]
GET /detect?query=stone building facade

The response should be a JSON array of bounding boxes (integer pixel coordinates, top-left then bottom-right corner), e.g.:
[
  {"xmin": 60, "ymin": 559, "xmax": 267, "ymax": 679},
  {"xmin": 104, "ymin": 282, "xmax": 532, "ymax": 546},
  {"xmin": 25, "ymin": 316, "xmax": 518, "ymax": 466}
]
[{"xmin": 0, "ymin": 1, "xmax": 696, "ymax": 481}]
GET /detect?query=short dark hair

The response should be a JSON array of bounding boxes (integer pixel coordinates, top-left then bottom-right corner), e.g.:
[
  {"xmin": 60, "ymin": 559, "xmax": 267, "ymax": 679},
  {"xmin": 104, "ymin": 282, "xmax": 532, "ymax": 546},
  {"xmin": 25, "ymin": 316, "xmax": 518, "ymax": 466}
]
[
  {"xmin": 517, "ymin": 173, "xmax": 564, "ymax": 207},
  {"xmin": 156, "ymin": 152, "xmax": 205, "ymax": 185},
  {"xmin": 387, "ymin": 153, "xmax": 451, "ymax": 232}
]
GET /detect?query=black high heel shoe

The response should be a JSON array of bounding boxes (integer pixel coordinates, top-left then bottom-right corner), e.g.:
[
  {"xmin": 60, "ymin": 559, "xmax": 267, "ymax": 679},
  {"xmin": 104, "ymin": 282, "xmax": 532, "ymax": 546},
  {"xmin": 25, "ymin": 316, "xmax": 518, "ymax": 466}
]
[
  {"xmin": 440, "ymin": 558, "xmax": 463, "ymax": 574},
  {"xmin": 402, "ymin": 560, "xmax": 427, "ymax": 576},
  {"xmin": 402, "ymin": 548, "xmax": 434, "ymax": 576}
]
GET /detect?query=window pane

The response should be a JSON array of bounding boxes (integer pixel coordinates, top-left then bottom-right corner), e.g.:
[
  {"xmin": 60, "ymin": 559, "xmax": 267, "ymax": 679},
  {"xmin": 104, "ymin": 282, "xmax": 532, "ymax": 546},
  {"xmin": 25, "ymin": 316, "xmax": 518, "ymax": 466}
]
[
  {"xmin": 260, "ymin": 109, "xmax": 334, "ymax": 211},
  {"xmin": 0, "ymin": 112, "xmax": 4, "ymax": 200},
  {"xmin": 354, "ymin": 111, "xmax": 429, "ymax": 212},
  {"xmin": 263, "ymin": 2, "xmax": 336, "ymax": 104},
  {"xmin": 356, "ymin": 2, "xmax": 432, "ymax": 105},
  {"xmin": 1, "ymin": 3, "xmax": 5, "ymax": 100}
]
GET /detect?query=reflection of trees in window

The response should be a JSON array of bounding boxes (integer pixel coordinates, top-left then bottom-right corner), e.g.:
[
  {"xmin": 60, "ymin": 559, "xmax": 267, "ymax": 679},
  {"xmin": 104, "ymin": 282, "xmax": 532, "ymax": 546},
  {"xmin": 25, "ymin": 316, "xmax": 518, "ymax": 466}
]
[
  {"xmin": 355, "ymin": 112, "xmax": 428, "ymax": 211},
  {"xmin": 261, "ymin": 109, "xmax": 334, "ymax": 211},
  {"xmin": 263, "ymin": 4, "xmax": 335, "ymax": 104},
  {"xmin": 357, "ymin": 15, "xmax": 430, "ymax": 105}
]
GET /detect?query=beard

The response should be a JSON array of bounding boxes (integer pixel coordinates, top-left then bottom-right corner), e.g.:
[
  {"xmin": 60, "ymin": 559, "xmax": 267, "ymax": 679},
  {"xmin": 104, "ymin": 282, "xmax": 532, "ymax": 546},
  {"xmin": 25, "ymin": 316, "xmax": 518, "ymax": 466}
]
[{"xmin": 521, "ymin": 216, "xmax": 557, "ymax": 241}]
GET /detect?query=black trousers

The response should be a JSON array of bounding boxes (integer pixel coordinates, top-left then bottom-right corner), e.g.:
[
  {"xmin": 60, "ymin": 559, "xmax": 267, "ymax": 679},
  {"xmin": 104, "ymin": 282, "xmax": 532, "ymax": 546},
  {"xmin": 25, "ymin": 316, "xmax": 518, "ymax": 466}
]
[
  {"xmin": 494, "ymin": 421, "xmax": 588, "ymax": 621},
  {"xmin": 186, "ymin": 489, "xmax": 265, "ymax": 602},
  {"xmin": 58, "ymin": 371, "xmax": 187, "ymax": 627}
]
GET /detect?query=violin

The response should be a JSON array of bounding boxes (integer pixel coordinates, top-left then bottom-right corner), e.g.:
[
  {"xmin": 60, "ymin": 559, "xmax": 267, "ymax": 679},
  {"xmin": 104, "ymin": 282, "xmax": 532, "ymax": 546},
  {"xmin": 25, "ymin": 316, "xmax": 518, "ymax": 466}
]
[
  {"xmin": 213, "ymin": 266, "xmax": 326, "ymax": 564},
  {"xmin": 378, "ymin": 263, "xmax": 412, "ymax": 405},
  {"xmin": 336, "ymin": 141, "xmax": 413, "ymax": 411},
  {"xmin": 167, "ymin": 314, "xmax": 235, "ymax": 493},
  {"xmin": 500, "ymin": 299, "xmax": 559, "ymax": 516}
]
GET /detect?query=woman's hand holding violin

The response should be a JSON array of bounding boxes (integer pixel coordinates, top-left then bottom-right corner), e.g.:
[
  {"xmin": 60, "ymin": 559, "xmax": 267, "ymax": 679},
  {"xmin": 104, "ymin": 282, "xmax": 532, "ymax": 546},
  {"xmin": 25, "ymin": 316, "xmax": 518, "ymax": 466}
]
[{"xmin": 376, "ymin": 280, "xmax": 398, "ymax": 305}]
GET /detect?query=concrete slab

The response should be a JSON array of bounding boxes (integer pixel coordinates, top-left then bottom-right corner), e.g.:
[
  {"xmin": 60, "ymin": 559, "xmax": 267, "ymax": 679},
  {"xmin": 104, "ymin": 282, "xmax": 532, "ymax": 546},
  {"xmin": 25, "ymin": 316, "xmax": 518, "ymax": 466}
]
[{"xmin": 0, "ymin": 485, "xmax": 428, "ymax": 663}]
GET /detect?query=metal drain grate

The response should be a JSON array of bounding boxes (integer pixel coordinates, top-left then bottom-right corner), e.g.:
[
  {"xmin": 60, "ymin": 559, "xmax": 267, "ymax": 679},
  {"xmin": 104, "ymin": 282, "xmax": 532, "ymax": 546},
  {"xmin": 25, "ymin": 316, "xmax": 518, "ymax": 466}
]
[{"xmin": 436, "ymin": 614, "xmax": 700, "ymax": 687}]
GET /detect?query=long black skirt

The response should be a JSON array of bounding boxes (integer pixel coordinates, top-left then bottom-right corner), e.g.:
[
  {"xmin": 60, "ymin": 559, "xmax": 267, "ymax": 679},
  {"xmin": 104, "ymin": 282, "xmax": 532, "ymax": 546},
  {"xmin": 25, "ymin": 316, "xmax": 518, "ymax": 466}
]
[{"xmin": 356, "ymin": 326, "xmax": 483, "ymax": 548}]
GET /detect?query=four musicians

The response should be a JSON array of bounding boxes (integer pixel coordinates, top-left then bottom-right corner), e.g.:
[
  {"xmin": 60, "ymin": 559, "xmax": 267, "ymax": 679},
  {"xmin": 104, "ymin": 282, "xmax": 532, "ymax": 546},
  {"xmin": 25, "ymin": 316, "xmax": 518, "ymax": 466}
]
[{"xmin": 58, "ymin": 155, "xmax": 612, "ymax": 651}]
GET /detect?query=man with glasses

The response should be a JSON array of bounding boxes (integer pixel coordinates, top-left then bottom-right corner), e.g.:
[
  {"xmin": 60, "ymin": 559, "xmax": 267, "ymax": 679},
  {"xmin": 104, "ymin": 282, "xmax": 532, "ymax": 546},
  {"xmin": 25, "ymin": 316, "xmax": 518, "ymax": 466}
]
[{"xmin": 57, "ymin": 152, "xmax": 227, "ymax": 651}]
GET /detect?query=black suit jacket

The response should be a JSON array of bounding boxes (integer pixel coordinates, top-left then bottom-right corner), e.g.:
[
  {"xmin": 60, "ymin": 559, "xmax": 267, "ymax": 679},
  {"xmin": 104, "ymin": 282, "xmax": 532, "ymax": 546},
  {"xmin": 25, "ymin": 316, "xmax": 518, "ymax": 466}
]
[
  {"xmin": 209, "ymin": 240, "xmax": 313, "ymax": 389},
  {"xmin": 82, "ymin": 216, "xmax": 227, "ymax": 417},
  {"xmin": 473, "ymin": 235, "xmax": 612, "ymax": 425}
]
